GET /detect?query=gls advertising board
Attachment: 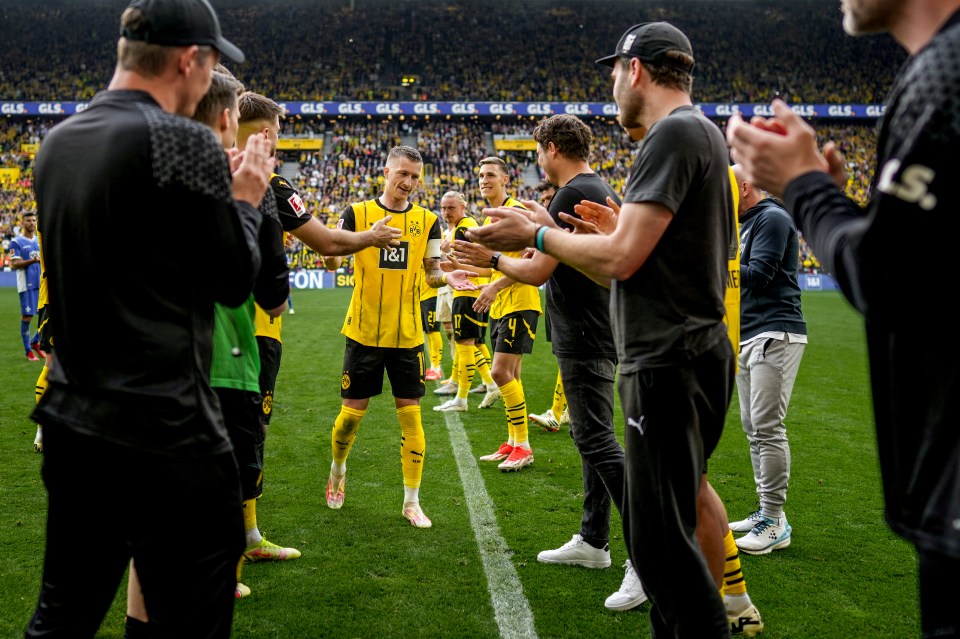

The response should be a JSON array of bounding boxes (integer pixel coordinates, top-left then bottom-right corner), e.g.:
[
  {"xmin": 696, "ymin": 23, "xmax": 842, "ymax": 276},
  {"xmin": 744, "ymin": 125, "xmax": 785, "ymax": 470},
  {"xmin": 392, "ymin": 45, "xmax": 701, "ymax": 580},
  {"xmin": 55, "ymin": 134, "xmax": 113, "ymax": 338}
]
[{"xmin": 3, "ymin": 101, "xmax": 886, "ymax": 119}]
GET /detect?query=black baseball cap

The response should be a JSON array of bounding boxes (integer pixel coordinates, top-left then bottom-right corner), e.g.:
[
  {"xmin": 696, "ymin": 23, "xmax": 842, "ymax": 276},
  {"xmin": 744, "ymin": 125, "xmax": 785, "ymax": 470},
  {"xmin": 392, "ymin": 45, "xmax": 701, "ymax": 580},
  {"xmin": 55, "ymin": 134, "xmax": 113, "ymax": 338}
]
[
  {"xmin": 595, "ymin": 21, "xmax": 694, "ymax": 73},
  {"xmin": 121, "ymin": 0, "xmax": 245, "ymax": 64}
]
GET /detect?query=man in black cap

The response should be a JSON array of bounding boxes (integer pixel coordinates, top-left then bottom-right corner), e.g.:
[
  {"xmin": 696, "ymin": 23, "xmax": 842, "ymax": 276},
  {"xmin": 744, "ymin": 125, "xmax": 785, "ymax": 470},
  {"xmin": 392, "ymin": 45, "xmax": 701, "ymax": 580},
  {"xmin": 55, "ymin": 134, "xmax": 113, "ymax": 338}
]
[
  {"xmin": 28, "ymin": 1, "xmax": 272, "ymax": 637},
  {"xmin": 468, "ymin": 21, "xmax": 739, "ymax": 637}
]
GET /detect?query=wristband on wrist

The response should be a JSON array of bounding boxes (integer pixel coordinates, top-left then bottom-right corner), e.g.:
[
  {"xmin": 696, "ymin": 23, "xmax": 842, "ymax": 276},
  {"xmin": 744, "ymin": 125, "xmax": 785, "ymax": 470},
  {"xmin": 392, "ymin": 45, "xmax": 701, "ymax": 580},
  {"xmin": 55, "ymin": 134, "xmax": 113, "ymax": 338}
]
[
  {"xmin": 490, "ymin": 252, "xmax": 502, "ymax": 270},
  {"xmin": 535, "ymin": 225, "xmax": 549, "ymax": 253},
  {"xmin": 441, "ymin": 273, "xmax": 448, "ymax": 285}
]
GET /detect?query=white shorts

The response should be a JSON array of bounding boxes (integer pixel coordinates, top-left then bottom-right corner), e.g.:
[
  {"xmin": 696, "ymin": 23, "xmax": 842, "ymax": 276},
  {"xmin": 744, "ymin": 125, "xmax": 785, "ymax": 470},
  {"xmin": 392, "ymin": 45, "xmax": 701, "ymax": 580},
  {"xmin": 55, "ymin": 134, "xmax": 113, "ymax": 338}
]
[{"xmin": 436, "ymin": 286, "xmax": 453, "ymax": 323}]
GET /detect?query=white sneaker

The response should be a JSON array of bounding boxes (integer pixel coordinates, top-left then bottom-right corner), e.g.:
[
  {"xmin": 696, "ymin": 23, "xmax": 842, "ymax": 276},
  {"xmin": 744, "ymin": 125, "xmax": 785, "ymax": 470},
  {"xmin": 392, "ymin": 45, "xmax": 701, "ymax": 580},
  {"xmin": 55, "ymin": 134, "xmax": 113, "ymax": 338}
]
[
  {"xmin": 560, "ymin": 408, "xmax": 570, "ymax": 425},
  {"xmin": 537, "ymin": 533, "xmax": 611, "ymax": 568},
  {"xmin": 736, "ymin": 516, "xmax": 792, "ymax": 555},
  {"xmin": 433, "ymin": 382, "xmax": 458, "ymax": 395},
  {"xmin": 33, "ymin": 427, "xmax": 43, "ymax": 453},
  {"xmin": 478, "ymin": 385, "xmax": 502, "ymax": 408},
  {"xmin": 433, "ymin": 398, "xmax": 467, "ymax": 412},
  {"xmin": 468, "ymin": 384, "xmax": 486, "ymax": 394},
  {"xmin": 529, "ymin": 410, "xmax": 560, "ymax": 432},
  {"xmin": 288, "ymin": 308, "xmax": 295, "ymax": 315},
  {"xmin": 604, "ymin": 560, "xmax": 648, "ymax": 611},
  {"xmin": 729, "ymin": 509, "xmax": 763, "ymax": 533}
]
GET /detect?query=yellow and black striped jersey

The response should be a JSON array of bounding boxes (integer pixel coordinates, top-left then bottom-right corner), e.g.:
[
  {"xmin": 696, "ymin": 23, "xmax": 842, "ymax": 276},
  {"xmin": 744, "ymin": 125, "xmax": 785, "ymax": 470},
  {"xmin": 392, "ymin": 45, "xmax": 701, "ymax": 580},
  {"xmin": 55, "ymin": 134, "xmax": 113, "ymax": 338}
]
[
  {"xmin": 451, "ymin": 215, "xmax": 482, "ymax": 299},
  {"xmin": 254, "ymin": 303, "xmax": 282, "ymax": 342},
  {"xmin": 487, "ymin": 197, "xmax": 542, "ymax": 319},
  {"xmin": 341, "ymin": 198, "xmax": 442, "ymax": 348},
  {"xmin": 724, "ymin": 165, "xmax": 741, "ymax": 366}
]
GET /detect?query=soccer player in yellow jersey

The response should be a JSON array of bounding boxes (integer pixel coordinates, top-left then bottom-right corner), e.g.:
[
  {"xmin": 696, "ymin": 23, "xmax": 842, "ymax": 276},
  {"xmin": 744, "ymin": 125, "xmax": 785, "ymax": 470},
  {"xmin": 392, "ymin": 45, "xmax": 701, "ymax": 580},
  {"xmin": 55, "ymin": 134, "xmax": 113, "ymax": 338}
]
[
  {"xmin": 419, "ymin": 266, "xmax": 444, "ymax": 380},
  {"xmin": 326, "ymin": 146, "xmax": 475, "ymax": 528},
  {"xmin": 454, "ymin": 156, "xmax": 542, "ymax": 471},
  {"xmin": 432, "ymin": 190, "xmax": 493, "ymax": 412}
]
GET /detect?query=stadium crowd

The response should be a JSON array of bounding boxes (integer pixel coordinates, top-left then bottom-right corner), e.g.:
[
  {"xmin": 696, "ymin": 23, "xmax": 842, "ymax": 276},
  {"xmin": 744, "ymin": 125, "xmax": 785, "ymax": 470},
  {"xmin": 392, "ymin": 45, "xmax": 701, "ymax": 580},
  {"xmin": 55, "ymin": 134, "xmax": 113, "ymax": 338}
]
[
  {"xmin": 1, "ymin": 0, "xmax": 887, "ymax": 275},
  {"xmin": 0, "ymin": 0, "xmax": 903, "ymax": 104},
  {"xmin": 1, "ymin": 116, "xmax": 876, "ymax": 274}
]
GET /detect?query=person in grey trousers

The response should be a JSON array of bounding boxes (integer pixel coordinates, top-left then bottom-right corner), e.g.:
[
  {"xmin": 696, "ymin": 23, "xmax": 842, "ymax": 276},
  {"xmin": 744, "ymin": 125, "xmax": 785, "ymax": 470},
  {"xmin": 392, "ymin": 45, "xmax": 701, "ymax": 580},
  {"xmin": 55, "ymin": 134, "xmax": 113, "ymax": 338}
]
[{"xmin": 728, "ymin": 164, "xmax": 806, "ymax": 556}]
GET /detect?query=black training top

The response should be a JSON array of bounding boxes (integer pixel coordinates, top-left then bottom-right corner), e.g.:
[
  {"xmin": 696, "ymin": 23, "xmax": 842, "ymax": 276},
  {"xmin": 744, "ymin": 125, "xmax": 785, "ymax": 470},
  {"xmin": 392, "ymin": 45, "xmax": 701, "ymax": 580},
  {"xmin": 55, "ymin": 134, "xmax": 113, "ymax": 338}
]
[
  {"xmin": 784, "ymin": 10, "xmax": 960, "ymax": 558},
  {"xmin": 32, "ymin": 89, "xmax": 262, "ymax": 457},
  {"xmin": 738, "ymin": 197, "xmax": 806, "ymax": 342}
]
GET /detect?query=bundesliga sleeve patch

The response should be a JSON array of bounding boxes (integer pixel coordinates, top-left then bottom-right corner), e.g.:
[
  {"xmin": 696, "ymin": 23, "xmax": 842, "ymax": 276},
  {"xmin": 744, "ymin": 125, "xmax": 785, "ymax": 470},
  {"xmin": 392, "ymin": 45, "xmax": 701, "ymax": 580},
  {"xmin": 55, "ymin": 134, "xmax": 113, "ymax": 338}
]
[{"xmin": 287, "ymin": 192, "xmax": 307, "ymax": 217}]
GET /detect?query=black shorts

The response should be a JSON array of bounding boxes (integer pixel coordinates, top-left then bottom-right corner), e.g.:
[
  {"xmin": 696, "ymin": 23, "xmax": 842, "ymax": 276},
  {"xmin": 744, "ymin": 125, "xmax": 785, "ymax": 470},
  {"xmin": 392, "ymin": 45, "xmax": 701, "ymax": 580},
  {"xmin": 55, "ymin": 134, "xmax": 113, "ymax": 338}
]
[
  {"xmin": 216, "ymin": 387, "xmax": 264, "ymax": 501},
  {"xmin": 256, "ymin": 336, "xmax": 283, "ymax": 425},
  {"xmin": 452, "ymin": 296, "xmax": 487, "ymax": 342},
  {"xmin": 491, "ymin": 310, "xmax": 539, "ymax": 355},
  {"xmin": 341, "ymin": 337, "xmax": 426, "ymax": 400},
  {"xmin": 420, "ymin": 297, "xmax": 440, "ymax": 333},
  {"xmin": 37, "ymin": 305, "xmax": 53, "ymax": 352}
]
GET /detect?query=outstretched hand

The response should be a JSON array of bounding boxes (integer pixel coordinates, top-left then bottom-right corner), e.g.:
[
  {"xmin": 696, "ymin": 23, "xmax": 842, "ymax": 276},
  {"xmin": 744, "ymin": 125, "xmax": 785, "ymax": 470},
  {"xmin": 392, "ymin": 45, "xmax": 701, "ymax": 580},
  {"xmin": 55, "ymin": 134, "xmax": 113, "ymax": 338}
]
[
  {"xmin": 725, "ymin": 99, "xmax": 829, "ymax": 197},
  {"xmin": 452, "ymin": 239, "xmax": 495, "ymax": 268},
  {"xmin": 445, "ymin": 269, "xmax": 478, "ymax": 291},
  {"xmin": 465, "ymin": 207, "xmax": 537, "ymax": 252},
  {"xmin": 368, "ymin": 216, "xmax": 403, "ymax": 248},
  {"xmin": 231, "ymin": 133, "xmax": 275, "ymax": 206},
  {"xmin": 572, "ymin": 197, "xmax": 620, "ymax": 235}
]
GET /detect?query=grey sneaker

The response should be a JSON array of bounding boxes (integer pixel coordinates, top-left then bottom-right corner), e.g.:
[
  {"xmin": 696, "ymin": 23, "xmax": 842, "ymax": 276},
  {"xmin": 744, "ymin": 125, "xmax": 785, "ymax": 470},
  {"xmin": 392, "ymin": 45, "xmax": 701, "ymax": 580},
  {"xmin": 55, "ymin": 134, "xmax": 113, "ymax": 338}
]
[
  {"xmin": 478, "ymin": 385, "xmax": 502, "ymax": 408},
  {"xmin": 537, "ymin": 533, "xmax": 611, "ymax": 568},
  {"xmin": 729, "ymin": 509, "xmax": 764, "ymax": 533},
  {"xmin": 433, "ymin": 382, "xmax": 457, "ymax": 396},
  {"xmin": 736, "ymin": 516, "xmax": 792, "ymax": 555},
  {"xmin": 604, "ymin": 560, "xmax": 648, "ymax": 611}
]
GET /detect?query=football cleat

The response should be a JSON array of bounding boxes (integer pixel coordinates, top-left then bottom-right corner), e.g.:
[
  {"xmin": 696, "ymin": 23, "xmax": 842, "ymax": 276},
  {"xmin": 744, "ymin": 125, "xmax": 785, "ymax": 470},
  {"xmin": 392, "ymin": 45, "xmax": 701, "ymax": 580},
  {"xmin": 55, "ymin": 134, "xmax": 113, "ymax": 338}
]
[
  {"xmin": 402, "ymin": 503, "xmax": 433, "ymax": 528},
  {"xmin": 326, "ymin": 474, "xmax": 346, "ymax": 509},
  {"xmin": 479, "ymin": 442, "xmax": 514, "ymax": 462},
  {"xmin": 433, "ymin": 382, "xmax": 458, "ymax": 395},
  {"xmin": 433, "ymin": 398, "xmax": 468, "ymax": 412},
  {"xmin": 529, "ymin": 410, "xmax": 560, "ymax": 432},
  {"xmin": 498, "ymin": 446, "xmax": 533, "ymax": 471},
  {"xmin": 729, "ymin": 603, "xmax": 764, "ymax": 636},
  {"xmin": 478, "ymin": 385, "xmax": 502, "ymax": 408},
  {"xmin": 243, "ymin": 538, "xmax": 302, "ymax": 562}
]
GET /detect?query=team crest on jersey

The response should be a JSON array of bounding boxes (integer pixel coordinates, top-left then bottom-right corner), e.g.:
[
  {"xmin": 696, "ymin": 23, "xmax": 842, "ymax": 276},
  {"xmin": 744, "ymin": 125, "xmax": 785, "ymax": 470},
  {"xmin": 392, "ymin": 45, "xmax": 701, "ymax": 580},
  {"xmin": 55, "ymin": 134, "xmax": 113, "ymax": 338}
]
[
  {"xmin": 408, "ymin": 220, "xmax": 423, "ymax": 237},
  {"xmin": 341, "ymin": 372, "xmax": 351, "ymax": 390},
  {"xmin": 287, "ymin": 192, "xmax": 307, "ymax": 217},
  {"xmin": 261, "ymin": 393, "xmax": 273, "ymax": 415}
]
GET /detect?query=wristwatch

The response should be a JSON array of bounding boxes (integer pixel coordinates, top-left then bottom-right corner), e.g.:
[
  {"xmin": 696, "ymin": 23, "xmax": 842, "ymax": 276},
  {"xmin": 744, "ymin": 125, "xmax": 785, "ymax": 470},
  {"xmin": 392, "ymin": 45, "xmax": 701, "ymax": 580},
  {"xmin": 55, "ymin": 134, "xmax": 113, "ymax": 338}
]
[{"xmin": 490, "ymin": 252, "xmax": 502, "ymax": 269}]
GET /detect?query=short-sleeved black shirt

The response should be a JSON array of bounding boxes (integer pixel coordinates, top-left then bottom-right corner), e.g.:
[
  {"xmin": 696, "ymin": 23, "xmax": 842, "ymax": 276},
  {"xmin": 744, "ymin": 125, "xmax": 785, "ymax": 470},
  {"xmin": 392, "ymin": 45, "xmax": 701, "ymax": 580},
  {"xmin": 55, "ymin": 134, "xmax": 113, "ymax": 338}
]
[
  {"xmin": 546, "ymin": 172, "xmax": 620, "ymax": 359},
  {"xmin": 613, "ymin": 106, "xmax": 734, "ymax": 372}
]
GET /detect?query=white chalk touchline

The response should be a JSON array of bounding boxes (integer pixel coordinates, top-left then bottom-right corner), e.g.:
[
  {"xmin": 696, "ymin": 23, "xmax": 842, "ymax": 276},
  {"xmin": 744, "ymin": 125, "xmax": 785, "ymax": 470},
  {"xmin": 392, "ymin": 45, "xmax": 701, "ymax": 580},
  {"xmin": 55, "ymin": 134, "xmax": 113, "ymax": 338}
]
[{"xmin": 441, "ymin": 410, "xmax": 538, "ymax": 639}]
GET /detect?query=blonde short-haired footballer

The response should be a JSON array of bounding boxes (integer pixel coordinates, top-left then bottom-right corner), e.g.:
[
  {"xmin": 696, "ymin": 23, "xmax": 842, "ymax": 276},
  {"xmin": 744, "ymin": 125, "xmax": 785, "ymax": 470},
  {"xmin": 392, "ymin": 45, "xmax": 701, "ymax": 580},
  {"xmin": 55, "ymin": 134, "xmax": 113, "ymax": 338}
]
[
  {"xmin": 326, "ymin": 146, "xmax": 476, "ymax": 528},
  {"xmin": 431, "ymin": 189, "xmax": 497, "ymax": 412}
]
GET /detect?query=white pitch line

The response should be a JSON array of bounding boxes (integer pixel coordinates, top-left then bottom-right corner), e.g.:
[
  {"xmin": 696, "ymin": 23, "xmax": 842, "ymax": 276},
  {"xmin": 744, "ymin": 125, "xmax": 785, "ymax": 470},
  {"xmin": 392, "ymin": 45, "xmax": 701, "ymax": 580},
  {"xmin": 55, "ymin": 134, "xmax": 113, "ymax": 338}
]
[{"xmin": 441, "ymin": 410, "xmax": 538, "ymax": 639}]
